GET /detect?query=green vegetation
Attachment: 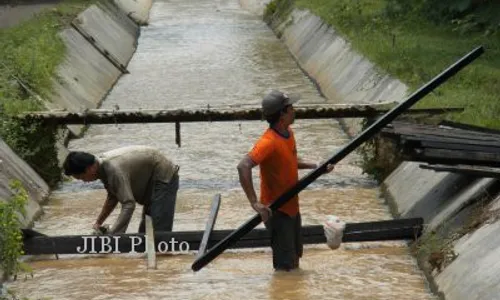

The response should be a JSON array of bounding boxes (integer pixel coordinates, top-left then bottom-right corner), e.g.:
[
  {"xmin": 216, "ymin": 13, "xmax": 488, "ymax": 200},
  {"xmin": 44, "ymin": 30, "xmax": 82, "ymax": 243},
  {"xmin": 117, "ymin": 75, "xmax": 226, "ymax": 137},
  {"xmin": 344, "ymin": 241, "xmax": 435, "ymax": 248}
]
[
  {"xmin": 264, "ymin": 0, "xmax": 295, "ymax": 26},
  {"xmin": 0, "ymin": 0, "xmax": 96, "ymax": 187},
  {"xmin": 410, "ymin": 191, "xmax": 495, "ymax": 276},
  {"xmin": 0, "ymin": 181, "xmax": 31, "ymax": 282},
  {"xmin": 265, "ymin": 0, "xmax": 500, "ymax": 129},
  {"xmin": 356, "ymin": 118, "xmax": 403, "ymax": 182}
]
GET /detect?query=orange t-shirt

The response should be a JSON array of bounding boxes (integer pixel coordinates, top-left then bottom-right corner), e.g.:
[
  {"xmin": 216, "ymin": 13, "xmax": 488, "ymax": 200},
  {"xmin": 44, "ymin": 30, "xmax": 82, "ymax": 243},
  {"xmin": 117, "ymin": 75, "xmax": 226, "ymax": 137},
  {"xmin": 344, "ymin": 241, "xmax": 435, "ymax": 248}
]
[{"xmin": 248, "ymin": 127, "xmax": 299, "ymax": 216}]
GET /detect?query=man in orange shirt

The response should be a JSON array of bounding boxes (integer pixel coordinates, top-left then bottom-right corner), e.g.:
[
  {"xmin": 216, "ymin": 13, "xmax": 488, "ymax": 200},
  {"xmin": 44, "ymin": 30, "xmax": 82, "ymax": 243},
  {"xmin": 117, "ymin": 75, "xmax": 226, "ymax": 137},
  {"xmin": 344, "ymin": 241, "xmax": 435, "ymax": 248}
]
[{"xmin": 237, "ymin": 90, "xmax": 334, "ymax": 271}]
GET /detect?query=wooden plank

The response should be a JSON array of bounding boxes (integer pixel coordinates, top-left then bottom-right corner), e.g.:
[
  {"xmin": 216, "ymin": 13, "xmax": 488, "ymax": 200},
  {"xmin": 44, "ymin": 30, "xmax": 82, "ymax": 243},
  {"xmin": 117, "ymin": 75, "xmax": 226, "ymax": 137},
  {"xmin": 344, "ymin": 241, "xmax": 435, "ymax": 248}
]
[
  {"xmin": 22, "ymin": 228, "xmax": 58, "ymax": 260},
  {"xmin": 439, "ymin": 120, "xmax": 500, "ymax": 135},
  {"xmin": 384, "ymin": 127, "xmax": 500, "ymax": 143},
  {"xmin": 22, "ymin": 218, "xmax": 423, "ymax": 255},
  {"xmin": 419, "ymin": 141, "xmax": 500, "ymax": 153},
  {"xmin": 342, "ymin": 226, "xmax": 421, "ymax": 242},
  {"xmin": 236, "ymin": 226, "xmax": 422, "ymax": 248},
  {"xmin": 15, "ymin": 106, "xmax": 464, "ymax": 125},
  {"xmin": 197, "ymin": 194, "xmax": 221, "ymax": 258},
  {"xmin": 389, "ymin": 120, "xmax": 499, "ymax": 136},
  {"xmin": 401, "ymin": 139, "xmax": 500, "ymax": 153},
  {"xmin": 383, "ymin": 122, "xmax": 500, "ymax": 142},
  {"xmin": 400, "ymin": 135, "xmax": 500, "ymax": 148},
  {"xmin": 191, "ymin": 46, "xmax": 484, "ymax": 272},
  {"xmin": 342, "ymin": 217, "xmax": 422, "ymax": 232},
  {"xmin": 413, "ymin": 158, "xmax": 500, "ymax": 168},
  {"xmin": 419, "ymin": 164, "xmax": 500, "ymax": 178},
  {"xmin": 175, "ymin": 121, "xmax": 181, "ymax": 147},
  {"xmin": 22, "ymin": 228, "xmax": 47, "ymax": 239},
  {"xmin": 145, "ymin": 215, "xmax": 157, "ymax": 269},
  {"xmin": 417, "ymin": 148, "xmax": 500, "ymax": 165}
]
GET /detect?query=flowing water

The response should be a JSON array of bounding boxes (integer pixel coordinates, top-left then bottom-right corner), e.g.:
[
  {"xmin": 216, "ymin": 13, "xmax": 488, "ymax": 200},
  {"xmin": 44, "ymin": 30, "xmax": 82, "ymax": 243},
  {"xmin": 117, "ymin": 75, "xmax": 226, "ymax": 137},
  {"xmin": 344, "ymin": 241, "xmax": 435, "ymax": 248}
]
[{"xmin": 7, "ymin": 0, "xmax": 437, "ymax": 299}]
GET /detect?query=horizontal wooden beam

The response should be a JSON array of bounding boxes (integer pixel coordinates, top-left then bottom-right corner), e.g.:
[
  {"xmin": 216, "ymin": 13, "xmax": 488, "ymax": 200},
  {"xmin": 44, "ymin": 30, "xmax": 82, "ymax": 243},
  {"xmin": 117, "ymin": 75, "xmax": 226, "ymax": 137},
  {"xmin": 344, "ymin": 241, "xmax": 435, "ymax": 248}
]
[
  {"xmin": 382, "ymin": 121, "xmax": 500, "ymax": 142},
  {"xmin": 22, "ymin": 218, "xmax": 423, "ymax": 255},
  {"xmin": 401, "ymin": 135, "xmax": 500, "ymax": 148},
  {"xmin": 413, "ymin": 147, "xmax": 500, "ymax": 166},
  {"xmin": 14, "ymin": 105, "xmax": 463, "ymax": 125},
  {"xmin": 419, "ymin": 164, "xmax": 500, "ymax": 178},
  {"xmin": 439, "ymin": 120, "xmax": 500, "ymax": 135}
]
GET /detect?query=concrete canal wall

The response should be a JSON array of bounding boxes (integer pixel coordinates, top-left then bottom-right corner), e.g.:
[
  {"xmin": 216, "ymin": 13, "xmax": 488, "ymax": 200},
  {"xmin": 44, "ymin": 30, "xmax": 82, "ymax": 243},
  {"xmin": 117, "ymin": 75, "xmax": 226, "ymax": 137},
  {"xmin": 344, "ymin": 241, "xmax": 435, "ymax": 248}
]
[
  {"xmin": 0, "ymin": 138, "xmax": 49, "ymax": 227},
  {"xmin": 248, "ymin": 2, "xmax": 500, "ymax": 300},
  {"xmin": 45, "ymin": 1, "xmax": 142, "ymax": 137},
  {"xmin": 384, "ymin": 162, "xmax": 500, "ymax": 300},
  {"xmin": 0, "ymin": 0, "xmax": 153, "ymax": 232},
  {"xmin": 266, "ymin": 9, "xmax": 409, "ymax": 137}
]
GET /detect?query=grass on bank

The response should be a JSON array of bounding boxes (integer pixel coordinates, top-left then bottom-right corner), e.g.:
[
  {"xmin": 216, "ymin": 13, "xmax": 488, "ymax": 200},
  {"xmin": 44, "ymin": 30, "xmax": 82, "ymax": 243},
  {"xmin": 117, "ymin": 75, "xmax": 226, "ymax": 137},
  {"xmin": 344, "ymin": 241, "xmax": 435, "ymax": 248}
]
[
  {"xmin": 0, "ymin": 181, "xmax": 31, "ymax": 283},
  {"xmin": 0, "ymin": 0, "xmax": 96, "ymax": 104},
  {"xmin": 274, "ymin": 0, "xmax": 500, "ymax": 129},
  {"xmin": 0, "ymin": 0, "xmax": 96, "ymax": 187}
]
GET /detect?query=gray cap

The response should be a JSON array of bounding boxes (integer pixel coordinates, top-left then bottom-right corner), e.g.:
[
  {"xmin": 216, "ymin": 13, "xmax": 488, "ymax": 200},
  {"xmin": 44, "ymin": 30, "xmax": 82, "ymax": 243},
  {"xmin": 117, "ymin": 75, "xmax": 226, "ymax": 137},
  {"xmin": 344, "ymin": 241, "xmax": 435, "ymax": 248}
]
[{"xmin": 261, "ymin": 90, "xmax": 300, "ymax": 117}]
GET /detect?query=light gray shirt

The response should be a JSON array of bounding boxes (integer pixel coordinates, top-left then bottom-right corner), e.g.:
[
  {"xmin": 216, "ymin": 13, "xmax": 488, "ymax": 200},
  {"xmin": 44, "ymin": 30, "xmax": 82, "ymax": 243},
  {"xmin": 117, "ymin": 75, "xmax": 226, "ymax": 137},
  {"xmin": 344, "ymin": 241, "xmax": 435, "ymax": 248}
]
[{"xmin": 97, "ymin": 145, "xmax": 178, "ymax": 233}]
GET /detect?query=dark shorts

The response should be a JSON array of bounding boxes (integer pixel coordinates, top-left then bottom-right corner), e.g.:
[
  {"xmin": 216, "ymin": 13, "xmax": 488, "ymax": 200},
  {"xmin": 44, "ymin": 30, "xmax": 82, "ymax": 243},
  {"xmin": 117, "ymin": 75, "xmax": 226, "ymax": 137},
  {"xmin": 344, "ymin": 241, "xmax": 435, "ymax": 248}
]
[
  {"xmin": 138, "ymin": 172, "xmax": 179, "ymax": 233},
  {"xmin": 265, "ymin": 210, "xmax": 303, "ymax": 271}
]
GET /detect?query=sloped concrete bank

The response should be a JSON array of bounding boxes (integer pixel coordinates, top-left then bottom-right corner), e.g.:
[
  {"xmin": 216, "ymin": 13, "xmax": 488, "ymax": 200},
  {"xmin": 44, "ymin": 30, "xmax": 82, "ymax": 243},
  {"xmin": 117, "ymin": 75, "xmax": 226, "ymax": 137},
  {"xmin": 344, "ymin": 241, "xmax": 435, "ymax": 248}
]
[
  {"xmin": 244, "ymin": 1, "xmax": 500, "ymax": 300},
  {"xmin": 46, "ymin": 1, "xmax": 143, "ymax": 137},
  {"xmin": 0, "ymin": 139, "xmax": 49, "ymax": 227},
  {"xmin": 265, "ymin": 8, "xmax": 409, "ymax": 137},
  {"xmin": 383, "ymin": 163, "xmax": 500, "ymax": 300},
  {"xmin": 0, "ymin": 0, "xmax": 153, "ymax": 236}
]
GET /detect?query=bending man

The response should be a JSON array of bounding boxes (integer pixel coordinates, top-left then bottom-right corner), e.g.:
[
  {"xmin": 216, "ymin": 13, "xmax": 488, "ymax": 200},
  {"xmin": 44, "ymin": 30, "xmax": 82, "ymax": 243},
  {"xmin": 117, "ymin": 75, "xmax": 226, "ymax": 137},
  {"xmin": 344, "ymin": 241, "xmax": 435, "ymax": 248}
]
[
  {"xmin": 63, "ymin": 145, "xmax": 180, "ymax": 234},
  {"xmin": 237, "ymin": 90, "xmax": 334, "ymax": 271}
]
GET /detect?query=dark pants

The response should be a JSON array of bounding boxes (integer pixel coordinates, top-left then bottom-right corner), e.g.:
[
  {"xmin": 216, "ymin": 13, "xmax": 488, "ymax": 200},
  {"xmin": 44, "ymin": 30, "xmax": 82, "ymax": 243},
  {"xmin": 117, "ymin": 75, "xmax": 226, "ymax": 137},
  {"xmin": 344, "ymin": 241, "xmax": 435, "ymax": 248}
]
[
  {"xmin": 138, "ymin": 173, "xmax": 179, "ymax": 233},
  {"xmin": 265, "ymin": 210, "xmax": 303, "ymax": 271}
]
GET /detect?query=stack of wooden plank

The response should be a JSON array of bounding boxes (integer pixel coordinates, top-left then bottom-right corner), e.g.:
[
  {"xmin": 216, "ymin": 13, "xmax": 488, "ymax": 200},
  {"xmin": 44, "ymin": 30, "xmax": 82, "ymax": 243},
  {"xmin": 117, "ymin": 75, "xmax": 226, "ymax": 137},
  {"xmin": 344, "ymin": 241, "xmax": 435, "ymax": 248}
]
[{"xmin": 381, "ymin": 121, "xmax": 500, "ymax": 174}]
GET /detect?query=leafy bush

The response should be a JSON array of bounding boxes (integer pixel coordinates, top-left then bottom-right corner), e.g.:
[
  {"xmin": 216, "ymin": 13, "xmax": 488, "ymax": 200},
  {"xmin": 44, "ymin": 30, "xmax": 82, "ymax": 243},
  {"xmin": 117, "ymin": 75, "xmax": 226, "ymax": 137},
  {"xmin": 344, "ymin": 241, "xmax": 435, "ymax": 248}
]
[
  {"xmin": 264, "ymin": 0, "xmax": 278, "ymax": 21},
  {"xmin": 0, "ymin": 181, "xmax": 32, "ymax": 281},
  {"xmin": 384, "ymin": 0, "xmax": 500, "ymax": 35},
  {"xmin": 0, "ymin": 117, "xmax": 61, "ymax": 188},
  {"xmin": 263, "ymin": 0, "xmax": 295, "ymax": 25}
]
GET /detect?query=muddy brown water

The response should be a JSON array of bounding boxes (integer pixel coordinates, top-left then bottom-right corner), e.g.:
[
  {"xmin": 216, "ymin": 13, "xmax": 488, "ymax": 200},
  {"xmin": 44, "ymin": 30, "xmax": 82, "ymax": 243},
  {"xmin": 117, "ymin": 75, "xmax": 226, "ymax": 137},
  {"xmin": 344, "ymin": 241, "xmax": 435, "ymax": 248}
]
[{"xmin": 7, "ymin": 1, "xmax": 436, "ymax": 299}]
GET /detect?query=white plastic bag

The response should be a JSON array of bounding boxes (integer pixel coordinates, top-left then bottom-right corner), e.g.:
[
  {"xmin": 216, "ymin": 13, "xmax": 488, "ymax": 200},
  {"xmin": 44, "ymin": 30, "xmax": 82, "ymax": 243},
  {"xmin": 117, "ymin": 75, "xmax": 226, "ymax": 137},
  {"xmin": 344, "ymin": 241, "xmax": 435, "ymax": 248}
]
[{"xmin": 323, "ymin": 215, "xmax": 346, "ymax": 250}]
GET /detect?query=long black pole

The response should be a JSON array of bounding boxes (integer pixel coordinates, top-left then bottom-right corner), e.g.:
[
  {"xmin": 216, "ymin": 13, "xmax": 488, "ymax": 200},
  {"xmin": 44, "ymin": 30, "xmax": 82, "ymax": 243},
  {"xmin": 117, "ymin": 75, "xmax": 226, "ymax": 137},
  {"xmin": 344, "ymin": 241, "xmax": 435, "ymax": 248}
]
[{"xmin": 192, "ymin": 46, "xmax": 484, "ymax": 272}]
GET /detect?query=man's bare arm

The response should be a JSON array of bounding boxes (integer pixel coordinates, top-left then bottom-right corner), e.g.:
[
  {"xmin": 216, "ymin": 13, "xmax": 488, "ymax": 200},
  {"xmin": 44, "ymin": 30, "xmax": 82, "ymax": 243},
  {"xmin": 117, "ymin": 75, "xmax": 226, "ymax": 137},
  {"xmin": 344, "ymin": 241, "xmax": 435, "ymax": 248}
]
[
  {"xmin": 237, "ymin": 155, "xmax": 271, "ymax": 222},
  {"xmin": 298, "ymin": 157, "xmax": 335, "ymax": 173},
  {"xmin": 94, "ymin": 196, "xmax": 118, "ymax": 229},
  {"xmin": 237, "ymin": 155, "xmax": 258, "ymax": 205},
  {"xmin": 297, "ymin": 157, "xmax": 317, "ymax": 169},
  {"xmin": 110, "ymin": 200, "xmax": 135, "ymax": 234}
]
